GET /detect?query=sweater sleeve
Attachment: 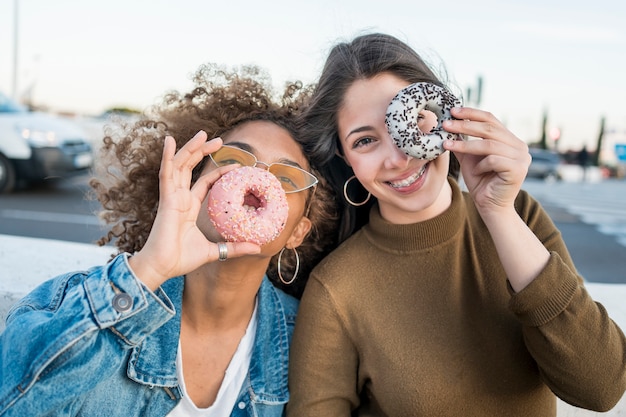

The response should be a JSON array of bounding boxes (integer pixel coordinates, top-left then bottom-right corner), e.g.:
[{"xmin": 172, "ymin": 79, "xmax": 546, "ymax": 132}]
[
  {"xmin": 509, "ymin": 194, "xmax": 626, "ymax": 411},
  {"xmin": 286, "ymin": 275, "xmax": 360, "ymax": 417},
  {"xmin": 0, "ymin": 253, "xmax": 175, "ymax": 416}
]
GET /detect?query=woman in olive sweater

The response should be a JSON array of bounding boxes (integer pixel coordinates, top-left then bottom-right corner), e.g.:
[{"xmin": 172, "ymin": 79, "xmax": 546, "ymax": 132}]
[{"xmin": 286, "ymin": 32, "xmax": 626, "ymax": 416}]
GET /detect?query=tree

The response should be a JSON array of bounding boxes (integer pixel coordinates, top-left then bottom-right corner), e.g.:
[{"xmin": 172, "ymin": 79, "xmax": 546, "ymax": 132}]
[
  {"xmin": 592, "ymin": 116, "xmax": 605, "ymax": 167},
  {"xmin": 539, "ymin": 109, "xmax": 548, "ymax": 150},
  {"xmin": 465, "ymin": 75, "xmax": 483, "ymax": 108}
]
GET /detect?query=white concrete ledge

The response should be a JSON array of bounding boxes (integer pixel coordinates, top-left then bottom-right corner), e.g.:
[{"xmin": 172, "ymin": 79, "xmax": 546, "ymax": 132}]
[
  {"xmin": 0, "ymin": 234, "xmax": 114, "ymax": 330},
  {"xmin": 0, "ymin": 234, "xmax": 624, "ymax": 415},
  {"xmin": 0, "ymin": 235, "xmax": 115, "ymax": 294}
]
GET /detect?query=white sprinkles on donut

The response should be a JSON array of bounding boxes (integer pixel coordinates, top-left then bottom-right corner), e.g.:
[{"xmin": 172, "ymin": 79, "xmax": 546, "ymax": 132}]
[
  {"xmin": 207, "ymin": 166, "xmax": 289, "ymax": 246},
  {"xmin": 385, "ymin": 82, "xmax": 463, "ymax": 160}
]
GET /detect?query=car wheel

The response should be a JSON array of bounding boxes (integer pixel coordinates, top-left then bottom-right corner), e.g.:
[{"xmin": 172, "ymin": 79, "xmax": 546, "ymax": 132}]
[{"xmin": 0, "ymin": 153, "xmax": 17, "ymax": 193}]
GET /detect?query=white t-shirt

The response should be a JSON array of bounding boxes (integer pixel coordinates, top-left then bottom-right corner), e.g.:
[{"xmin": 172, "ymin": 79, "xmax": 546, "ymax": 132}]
[{"xmin": 167, "ymin": 300, "xmax": 258, "ymax": 417}]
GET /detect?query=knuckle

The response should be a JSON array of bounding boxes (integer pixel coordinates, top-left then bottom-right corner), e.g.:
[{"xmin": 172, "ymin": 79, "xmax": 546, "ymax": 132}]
[
  {"xmin": 483, "ymin": 111, "xmax": 496, "ymax": 120},
  {"xmin": 482, "ymin": 122, "xmax": 496, "ymax": 135}
]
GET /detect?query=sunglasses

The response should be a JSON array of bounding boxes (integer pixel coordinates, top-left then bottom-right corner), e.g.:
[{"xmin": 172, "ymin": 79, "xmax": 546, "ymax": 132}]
[{"xmin": 210, "ymin": 145, "xmax": 318, "ymax": 193}]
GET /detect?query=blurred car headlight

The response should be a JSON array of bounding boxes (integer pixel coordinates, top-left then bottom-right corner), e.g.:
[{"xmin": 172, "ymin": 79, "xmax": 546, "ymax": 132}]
[{"xmin": 21, "ymin": 128, "xmax": 58, "ymax": 147}]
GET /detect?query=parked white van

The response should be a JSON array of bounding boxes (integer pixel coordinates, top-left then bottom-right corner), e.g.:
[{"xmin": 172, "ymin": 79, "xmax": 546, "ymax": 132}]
[{"xmin": 0, "ymin": 92, "xmax": 93, "ymax": 193}]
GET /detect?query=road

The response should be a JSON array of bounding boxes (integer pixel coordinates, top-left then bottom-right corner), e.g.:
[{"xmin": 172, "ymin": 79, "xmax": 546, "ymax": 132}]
[
  {"xmin": 0, "ymin": 175, "xmax": 106, "ymax": 245},
  {"xmin": 522, "ymin": 178, "xmax": 626, "ymax": 284},
  {"xmin": 1, "ymin": 175, "xmax": 625, "ymax": 283}
]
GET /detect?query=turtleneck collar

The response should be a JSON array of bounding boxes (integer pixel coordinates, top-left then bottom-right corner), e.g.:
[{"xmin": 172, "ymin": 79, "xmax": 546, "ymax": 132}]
[{"xmin": 362, "ymin": 178, "xmax": 466, "ymax": 253}]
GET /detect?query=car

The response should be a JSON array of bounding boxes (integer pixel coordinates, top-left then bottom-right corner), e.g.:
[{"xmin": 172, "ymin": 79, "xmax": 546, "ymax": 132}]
[
  {"xmin": 0, "ymin": 92, "xmax": 93, "ymax": 193},
  {"xmin": 527, "ymin": 148, "xmax": 563, "ymax": 181}
]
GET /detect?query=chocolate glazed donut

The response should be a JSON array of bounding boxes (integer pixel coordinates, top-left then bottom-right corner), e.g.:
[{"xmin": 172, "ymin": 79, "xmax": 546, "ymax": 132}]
[{"xmin": 385, "ymin": 82, "xmax": 463, "ymax": 160}]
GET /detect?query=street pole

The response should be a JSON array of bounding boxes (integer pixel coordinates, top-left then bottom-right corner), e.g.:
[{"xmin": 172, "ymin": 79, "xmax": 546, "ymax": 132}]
[{"xmin": 12, "ymin": 0, "xmax": 19, "ymax": 100}]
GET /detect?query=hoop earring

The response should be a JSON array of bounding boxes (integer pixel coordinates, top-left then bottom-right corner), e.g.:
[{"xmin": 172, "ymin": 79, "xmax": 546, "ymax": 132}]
[
  {"xmin": 278, "ymin": 247, "xmax": 300, "ymax": 285},
  {"xmin": 343, "ymin": 175, "xmax": 371, "ymax": 207}
]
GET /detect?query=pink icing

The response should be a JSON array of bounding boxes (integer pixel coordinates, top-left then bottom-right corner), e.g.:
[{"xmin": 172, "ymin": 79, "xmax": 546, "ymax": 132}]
[{"xmin": 207, "ymin": 166, "xmax": 289, "ymax": 245}]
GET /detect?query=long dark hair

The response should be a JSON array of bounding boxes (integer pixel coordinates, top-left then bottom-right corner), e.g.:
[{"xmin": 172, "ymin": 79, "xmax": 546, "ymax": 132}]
[{"xmin": 298, "ymin": 32, "xmax": 460, "ymax": 244}]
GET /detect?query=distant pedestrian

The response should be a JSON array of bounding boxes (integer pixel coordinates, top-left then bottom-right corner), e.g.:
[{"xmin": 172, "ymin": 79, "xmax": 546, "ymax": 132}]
[{"xmin": 578, "ymin": 145, "xmax": 590, "ymax": 181}]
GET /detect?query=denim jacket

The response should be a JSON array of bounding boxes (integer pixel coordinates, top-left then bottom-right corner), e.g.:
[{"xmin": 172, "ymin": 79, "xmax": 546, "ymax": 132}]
[{"xmin": 0, "ymin": 253, "xmax": 299, "ymax": 417}]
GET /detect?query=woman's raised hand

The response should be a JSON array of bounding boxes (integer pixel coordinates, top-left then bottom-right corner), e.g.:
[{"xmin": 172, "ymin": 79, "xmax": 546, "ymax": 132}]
[
  {"xmin": 129, "ymin": 131, "xmax": 260, "ymax": 290},
  {"xmin": 443, "ymin": 107, "xmax": 552, "ymax": 291},
  {"xmin": 442, "ymin": 107, "xmax": 532, "ymax": 216}
]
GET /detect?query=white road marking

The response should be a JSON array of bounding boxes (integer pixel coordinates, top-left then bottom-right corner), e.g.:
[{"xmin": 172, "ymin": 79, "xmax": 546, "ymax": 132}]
[{"xmin": 1, "ymin": 209, "xmax": 102, "ymax": 225}]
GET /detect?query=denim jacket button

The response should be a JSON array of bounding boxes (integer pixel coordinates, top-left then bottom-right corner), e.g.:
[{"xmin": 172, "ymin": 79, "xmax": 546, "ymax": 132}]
[
  {"xmin": 112, "ymin": 293, "xmax": 133, "ymax": 312},
  {"xmin": 238, "ymin": 401, "xmax": 246, "ymax": 409}
]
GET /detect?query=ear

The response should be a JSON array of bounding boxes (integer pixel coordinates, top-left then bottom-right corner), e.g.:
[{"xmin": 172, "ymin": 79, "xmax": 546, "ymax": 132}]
[{"xmin": 285, "ymin": 216, "xmax": 312, "ymax": 249}]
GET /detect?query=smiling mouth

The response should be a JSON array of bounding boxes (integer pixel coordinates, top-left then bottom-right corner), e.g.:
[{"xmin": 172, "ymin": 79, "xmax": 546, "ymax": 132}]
[{"xmin": 387, "ymin": 164, "xmax": 427, "ymax": 188}]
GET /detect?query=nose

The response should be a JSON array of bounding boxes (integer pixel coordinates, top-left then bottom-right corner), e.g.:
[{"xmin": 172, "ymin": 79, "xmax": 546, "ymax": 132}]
[
  {"xmin": 254, "ymin": 161, "xmax": 270, "ymax": 170},
  {"xmin": 384, "ymin": 137, "xmax": 411, "ymax": 169}
]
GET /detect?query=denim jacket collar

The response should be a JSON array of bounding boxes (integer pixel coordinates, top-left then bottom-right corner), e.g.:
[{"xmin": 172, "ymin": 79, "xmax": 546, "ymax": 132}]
[{"xmin": 126, "ymin": 275, "xmax": 293, "ymax": 402}]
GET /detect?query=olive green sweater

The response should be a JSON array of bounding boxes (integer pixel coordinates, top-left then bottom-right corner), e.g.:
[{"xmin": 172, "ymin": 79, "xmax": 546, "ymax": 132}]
[{"xmin": 287, "ymin": 180, "xmax": 626, "ymax": 417}]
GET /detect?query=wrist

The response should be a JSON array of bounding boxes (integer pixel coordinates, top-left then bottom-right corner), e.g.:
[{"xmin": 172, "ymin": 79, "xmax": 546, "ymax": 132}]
[
  {"xmin": 475, "ymin": 203, "xmax": 517, "ymax": 225},
  {"xmin": 127, "ymin": 251, "xmax": 166, "ymax": 291}
]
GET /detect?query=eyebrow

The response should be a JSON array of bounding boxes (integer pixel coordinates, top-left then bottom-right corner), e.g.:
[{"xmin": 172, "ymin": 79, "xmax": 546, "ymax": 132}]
[
  {"xmin": 226, "ymin": 141, "xmax": 305, "ymax": 168},
  {"xmin": 344, "ymin": 125, "xmax": 376, "ymax": 142}
]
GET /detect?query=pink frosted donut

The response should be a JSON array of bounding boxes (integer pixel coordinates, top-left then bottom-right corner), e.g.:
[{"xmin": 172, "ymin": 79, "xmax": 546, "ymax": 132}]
[{"xmin": 207, "ymin": 166, "xmax": 288, "ymax": 245}]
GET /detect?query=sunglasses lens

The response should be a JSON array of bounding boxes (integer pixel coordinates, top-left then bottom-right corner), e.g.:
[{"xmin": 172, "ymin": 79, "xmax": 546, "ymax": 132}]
[
  {"xmin": 211, "ymin": 146, "xmax": 317, "ymax": 193},
  {"xmin": 269, "ymin": 164, "xmax": 318, "ymax": 193},
  {"xmin": 211, "ymin": 147, "xmax": 256, "ymax": 167}
]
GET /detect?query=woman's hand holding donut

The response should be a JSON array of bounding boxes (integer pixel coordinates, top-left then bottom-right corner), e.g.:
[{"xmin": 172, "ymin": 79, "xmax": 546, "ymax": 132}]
[
  {"xmin": 442, "ymin": 107, "xmax": 531, "ymax": 216},
  {"xmin": 129, "ymin": 131, "xmax": 261, "ymax": 290},
  {"xmin": 443, "ymin": 108, "xmax": 550, "ymax": 291}
]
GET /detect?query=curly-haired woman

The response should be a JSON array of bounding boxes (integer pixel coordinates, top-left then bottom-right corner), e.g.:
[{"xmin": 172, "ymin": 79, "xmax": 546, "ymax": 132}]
[{"xmin": 0, "ymin": 64, "xmax": 337, "ymax": 417}]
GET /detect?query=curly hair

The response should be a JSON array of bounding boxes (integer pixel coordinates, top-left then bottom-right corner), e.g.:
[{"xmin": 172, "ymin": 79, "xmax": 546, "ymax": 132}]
[{"xmin": 89, "ymin": 64, "xmax": 338, "ymax": 298}]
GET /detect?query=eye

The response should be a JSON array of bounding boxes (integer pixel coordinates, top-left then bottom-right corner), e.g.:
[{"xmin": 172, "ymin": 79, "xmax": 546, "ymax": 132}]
[
  {"xmin": 212, "ymin": 146, "xmax": 257, "ymax": 166},
  {"xmin": 219, "ymin": 157, "xmax": 244, "ymax": 165},
  {"xmin": 352, "ymin": 136, "xmax": 375, "ymax": 149},
  {"xmin": 276, "ymin": 175, "xmax": 299, "ymax": 192}
]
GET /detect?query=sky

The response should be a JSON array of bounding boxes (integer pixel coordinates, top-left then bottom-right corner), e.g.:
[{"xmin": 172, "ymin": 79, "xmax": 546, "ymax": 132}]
[{"xmin": 1, "ymin": 0, "xmax": 625, "ymax": 154}]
